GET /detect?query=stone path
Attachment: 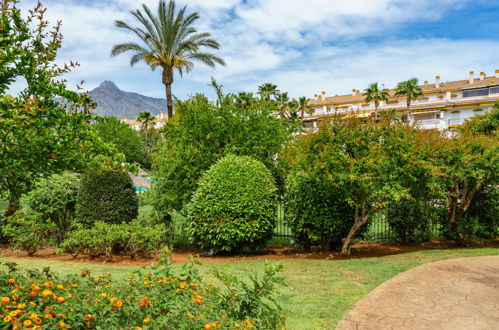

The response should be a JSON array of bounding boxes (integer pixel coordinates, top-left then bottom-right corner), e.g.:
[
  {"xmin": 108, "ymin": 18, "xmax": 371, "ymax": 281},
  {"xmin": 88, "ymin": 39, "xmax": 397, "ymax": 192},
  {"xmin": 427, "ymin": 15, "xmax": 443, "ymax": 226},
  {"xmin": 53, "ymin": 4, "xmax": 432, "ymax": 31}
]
[{"xmin": 336, "ymin": 255, "xmax": 499, "ymax": 330}]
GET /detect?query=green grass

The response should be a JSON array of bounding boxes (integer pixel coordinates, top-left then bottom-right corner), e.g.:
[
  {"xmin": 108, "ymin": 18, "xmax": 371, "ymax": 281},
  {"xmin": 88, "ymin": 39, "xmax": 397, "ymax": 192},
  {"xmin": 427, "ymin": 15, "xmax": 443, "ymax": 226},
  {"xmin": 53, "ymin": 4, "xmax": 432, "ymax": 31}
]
[{"xmin": 1, "ymin": 248, "xmax": 497, "ymax": 329}]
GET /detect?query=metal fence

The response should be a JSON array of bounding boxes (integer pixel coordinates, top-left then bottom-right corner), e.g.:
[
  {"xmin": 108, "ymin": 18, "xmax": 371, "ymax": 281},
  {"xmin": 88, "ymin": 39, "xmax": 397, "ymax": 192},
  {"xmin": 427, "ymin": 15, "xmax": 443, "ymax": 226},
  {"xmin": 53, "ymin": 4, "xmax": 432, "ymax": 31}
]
[{"xmin": 273, "ymin": 205, "xmax": 448, "ymax": 243}]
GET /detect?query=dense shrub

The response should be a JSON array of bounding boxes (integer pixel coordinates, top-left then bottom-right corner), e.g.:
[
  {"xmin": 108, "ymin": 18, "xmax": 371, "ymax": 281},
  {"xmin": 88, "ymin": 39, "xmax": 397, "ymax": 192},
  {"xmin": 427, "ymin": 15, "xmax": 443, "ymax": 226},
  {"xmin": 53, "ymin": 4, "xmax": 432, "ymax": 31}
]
[
  {"xmin": 0, "ymin": 257, "xmax": 285, "ymax": 329},
  {"xmin": 23, "ymin": 172, "xmax": 80, "ymax": 244},
  {"xmin": 75, "ymin": 170, "xmax": 138, "ymax": 226},
  {"xmin": 386, "ymin": 200, "xmax": 445, "ymax": 242},
  {"xmin": 285, "ymin": 172, "xmax": 353, "ymax": 251},
  {"xmin": 188, "ymin": 155, "xmax": 277, "ymax": 253},
  {"xmin": 2, "ymin": 211, "xmax": 56, "ymax": 256},
  {"xmin": 61, "ymin": 220, "xmax": 167, "ymax": 258}
]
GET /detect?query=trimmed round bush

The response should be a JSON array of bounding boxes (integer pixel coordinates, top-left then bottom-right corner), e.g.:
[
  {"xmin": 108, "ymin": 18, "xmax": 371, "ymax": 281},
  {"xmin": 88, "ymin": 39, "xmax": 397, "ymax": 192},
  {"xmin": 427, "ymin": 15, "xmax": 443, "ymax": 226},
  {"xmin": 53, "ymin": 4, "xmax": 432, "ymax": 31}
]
[
  {"xmin": 187, "ymin": 155, "xmax": 277, "ymax": 253},
  {"xmin": 75, "ymin": 170, "xmax": 138, "ymax": 226},
  {"xmin": 285, "ymin": 171, "xmax": 353, "ymax": 251}
]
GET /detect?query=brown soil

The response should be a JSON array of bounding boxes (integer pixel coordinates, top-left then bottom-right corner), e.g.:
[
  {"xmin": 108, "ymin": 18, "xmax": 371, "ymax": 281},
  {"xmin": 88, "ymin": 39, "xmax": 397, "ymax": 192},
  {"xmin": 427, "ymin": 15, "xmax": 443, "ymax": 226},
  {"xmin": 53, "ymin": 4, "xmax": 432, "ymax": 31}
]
[{"xmin": 1, "ymin": 240, "xmax": 497, "ymax": 267}]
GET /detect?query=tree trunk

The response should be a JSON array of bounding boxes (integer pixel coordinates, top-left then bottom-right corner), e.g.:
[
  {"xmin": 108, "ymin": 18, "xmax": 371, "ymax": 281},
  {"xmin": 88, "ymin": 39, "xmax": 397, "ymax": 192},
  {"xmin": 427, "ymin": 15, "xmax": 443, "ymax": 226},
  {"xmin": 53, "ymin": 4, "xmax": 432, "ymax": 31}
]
[
  {"xmin": 374, "ymin": 101, "xmax": 379, "ymax": 121},
  {"xmin": 341, "ymin": 203, "xmax": 369, "ymax": 255},
  {"xmin": 162, "ymin": 69, "xmax": 174, "ymax": 120}
]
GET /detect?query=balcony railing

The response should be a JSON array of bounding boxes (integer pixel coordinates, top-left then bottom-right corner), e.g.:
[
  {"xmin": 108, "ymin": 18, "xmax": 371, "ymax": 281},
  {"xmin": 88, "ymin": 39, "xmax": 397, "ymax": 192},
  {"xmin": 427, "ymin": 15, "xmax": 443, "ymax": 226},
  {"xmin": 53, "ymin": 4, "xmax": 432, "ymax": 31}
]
[
  {"xmin": 448, "ymin": 118, "xmax": 466, "ymax": 126},
  {"xmin": 415, "ymin": 119, "xmax": 439, "ymax": 129}
]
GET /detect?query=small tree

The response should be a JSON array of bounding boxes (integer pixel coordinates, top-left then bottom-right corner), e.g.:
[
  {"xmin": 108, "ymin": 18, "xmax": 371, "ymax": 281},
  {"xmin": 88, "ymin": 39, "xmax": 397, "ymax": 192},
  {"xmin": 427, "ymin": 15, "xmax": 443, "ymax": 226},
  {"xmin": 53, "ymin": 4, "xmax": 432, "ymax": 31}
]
[
  {"xmin": 76, "ymin": 170, "xmax": 138, "ymax": 227},
  {"xmin": 23, "ymin": 172, "xmax": 80, "ymax": 244},
  {"xmin": 187, "ymin": 155, "xmax": 277, "ymax": 253}
]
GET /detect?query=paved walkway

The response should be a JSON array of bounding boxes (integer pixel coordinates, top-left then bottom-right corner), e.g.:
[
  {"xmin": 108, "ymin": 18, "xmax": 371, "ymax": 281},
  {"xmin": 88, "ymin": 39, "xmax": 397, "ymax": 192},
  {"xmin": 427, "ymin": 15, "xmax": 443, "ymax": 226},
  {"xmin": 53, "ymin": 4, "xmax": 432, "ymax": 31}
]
[{"xmin": 336, "ymin": 255, "xmax": 499, "ymax": 330}]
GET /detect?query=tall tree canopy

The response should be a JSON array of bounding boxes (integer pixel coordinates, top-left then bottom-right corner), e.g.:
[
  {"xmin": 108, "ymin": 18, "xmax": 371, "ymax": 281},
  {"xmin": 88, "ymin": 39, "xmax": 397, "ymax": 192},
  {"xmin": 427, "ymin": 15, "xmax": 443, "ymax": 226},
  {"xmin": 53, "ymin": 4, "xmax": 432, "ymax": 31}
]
[
  {"xmin": 395, "ymin": 78, "xmax": 423, "ymax": 112},
  {"xmin": 111, "ymin": 0, "xmax": 225, "ymax": 119}
]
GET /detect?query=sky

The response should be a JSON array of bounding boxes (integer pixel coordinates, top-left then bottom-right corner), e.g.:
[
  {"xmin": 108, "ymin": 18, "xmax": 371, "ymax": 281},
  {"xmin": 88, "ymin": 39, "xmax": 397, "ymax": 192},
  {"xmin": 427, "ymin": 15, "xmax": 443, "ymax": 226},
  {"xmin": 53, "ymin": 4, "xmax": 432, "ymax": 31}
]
[{"xmin": 14, "ymin": 0, "xmax": 499, "ymax": 100}]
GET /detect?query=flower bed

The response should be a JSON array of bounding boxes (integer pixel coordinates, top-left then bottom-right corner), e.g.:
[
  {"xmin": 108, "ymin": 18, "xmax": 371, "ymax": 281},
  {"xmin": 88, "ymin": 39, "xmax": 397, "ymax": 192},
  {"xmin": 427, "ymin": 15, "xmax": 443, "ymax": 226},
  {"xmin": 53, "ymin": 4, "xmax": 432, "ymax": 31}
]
[{"xmin": 0, "ymin": 256, "xmax": 285, "ymax": 329}]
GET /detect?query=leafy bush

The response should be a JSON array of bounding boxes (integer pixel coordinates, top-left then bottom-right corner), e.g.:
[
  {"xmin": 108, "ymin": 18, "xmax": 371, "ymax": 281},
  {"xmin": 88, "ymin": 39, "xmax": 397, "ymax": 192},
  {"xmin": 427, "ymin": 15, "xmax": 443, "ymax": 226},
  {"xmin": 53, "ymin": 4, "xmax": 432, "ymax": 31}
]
[
  {"xmin": 285, "ymin": 172, "xmax": 354, "ymax": 251},
  {"xmin": 23, "ymin": 172, "xmax": 80, "ymax": 244},
  {"xmin": 188, "ymin": 155, "xmax": 277, "ymax": 253},
  {"xmin": 61, "ymin": 220, "xmax": 167, "ymax": 258},
  {"xmin": 0, "ymin": 257, "xmax": 285, "ymax": 329},
  {"xmin": 2, "ymin": 212, "xmax": 56, "ymax": 256},
  {"xmin": 75, "ymin": 170, "xmax": 138, "ymax": 226},
  {"xmin": 386, "ymin": 199, "xmax": 444, "ymax": 242}
]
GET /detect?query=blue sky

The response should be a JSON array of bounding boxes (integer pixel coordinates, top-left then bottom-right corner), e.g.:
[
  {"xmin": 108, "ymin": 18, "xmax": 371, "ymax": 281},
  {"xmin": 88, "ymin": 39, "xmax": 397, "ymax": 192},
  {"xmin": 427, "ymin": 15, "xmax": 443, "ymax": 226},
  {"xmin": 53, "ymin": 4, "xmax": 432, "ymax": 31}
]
[{"xmin": 14, "ymin": 0, "xmax": 499, "ymax": 100}]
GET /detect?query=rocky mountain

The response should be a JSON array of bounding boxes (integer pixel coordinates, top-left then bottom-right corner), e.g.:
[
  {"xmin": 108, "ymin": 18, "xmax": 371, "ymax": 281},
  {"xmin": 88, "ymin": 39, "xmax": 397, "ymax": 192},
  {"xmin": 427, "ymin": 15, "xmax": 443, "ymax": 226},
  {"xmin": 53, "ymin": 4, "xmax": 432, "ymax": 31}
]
[{"xmin": 88, "ymin": 81, "xmax": 166, "ymax": 119}]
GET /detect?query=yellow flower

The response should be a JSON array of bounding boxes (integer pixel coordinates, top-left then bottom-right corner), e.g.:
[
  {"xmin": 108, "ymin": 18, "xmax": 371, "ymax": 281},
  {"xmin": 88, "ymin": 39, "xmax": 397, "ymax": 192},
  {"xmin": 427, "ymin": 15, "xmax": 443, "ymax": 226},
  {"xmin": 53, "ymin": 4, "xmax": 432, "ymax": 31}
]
[
  {"xmin": 143, "ymin": 281, "xmax": 149, "ymax": 286},
  {"xmin": 7, "ymin": 279, "xmax": 16, "ymax": 285},
  {"xmin": 114, "ymin": 300, "xmax": 124, "ymax": 308},
  {"xmin": 235, "ymin": 324, "xmax": 241, "ymax": 328},
  {"xmin": 29, "ymin": 313, "xmax": 39, "ymax": 320},
  {"xmin": 58, "ymin": 321, "xmax": 66, "ymax": 328},
  {"xmin": 23, "ymin": 320, "xmax": 32, "ymax": 327},
  {"xmin": 43, "ymin": 282, "xmax": 53, "ymax": 287},
  {"xmin": 1, "ymin": 297, "xmax": 10, "ymax": 304},
  {"xmin": 100, "ymin": 293, "xmax": 108, "ymax": 299},
  {"xmin": 245, "ymin": 319, "xmax": 253, "ymax": 328},
  {"xmin": 56, "ymin": 297, "xmax": 65, "ymax": 303},
  {"xmin": 34, "ymin": 317, "xmax": 42, "ymax": 325},
  {"xmin": 187, "ymin": 313, "xmax": 194, "ymax": 318},
  {"xmin": 3, "ymin": 316, "xmax": 12, "ymax": 323},
  {"xmin": 56, "ymin": 285, "xmax": 64, "ymax": 290},
  {"xmin": 143, "ymin": 317, "xmax": 151, "ymax": 323},
  {"xmin": 85, "ymin": 314, "xmax": 92, "ymax": 320}
]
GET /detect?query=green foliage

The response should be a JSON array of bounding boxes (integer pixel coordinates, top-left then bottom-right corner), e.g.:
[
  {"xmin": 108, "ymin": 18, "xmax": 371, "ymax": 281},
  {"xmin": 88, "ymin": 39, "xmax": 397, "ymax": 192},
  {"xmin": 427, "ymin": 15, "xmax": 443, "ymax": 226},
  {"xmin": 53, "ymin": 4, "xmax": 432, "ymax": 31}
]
[
  {"xmin": 94, "ymin": 117, "xmax": 146, "ymax": 164},
  {"xmin": 76, "ymin": 170, "xmax": 138, "ymax": 227},
  {"xmin": 461, "ymin": 103, "xmax": 499, "ymax": 137},
  {"xmin": 61, "ymin": 220, "xmax": 167, "ymax": 258},
  {"xmin": 0, "ymin": 258, "xmax": 285, "ymax": 329},
  {"xmin": 0, "ymin": 1, "xmax": 117, "ymax": 219},
  {"xmin": 386, "ymin": 199, "xmax": 444, "ymax": 242},
  {"xmin": 284, "ymin": 120, "xmax": 423, "ymax": 254},
  {"xmin": 152, "ymin": 93, "xmax": 292, "ymax": 216},
  {"xmin": 21, "ymin": 172, "xmax": 80, "ymax": 244},
  {"xmin": 2, "ymin": 211, "xmax": 56, "ymax": 256},
  {"xmin": 187, "ymin": 155, "xmax": 277, "ymax": 253},
  {"xmin": 285, "ymin": 170, "xmax": 354, "ymax": 251}
]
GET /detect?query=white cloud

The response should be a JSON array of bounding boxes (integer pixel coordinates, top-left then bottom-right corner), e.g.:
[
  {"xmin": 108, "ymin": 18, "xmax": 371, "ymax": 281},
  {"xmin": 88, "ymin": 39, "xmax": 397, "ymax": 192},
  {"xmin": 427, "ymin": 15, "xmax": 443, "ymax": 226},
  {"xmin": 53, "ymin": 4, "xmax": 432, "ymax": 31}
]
[{"xmin": 11, "ymin": 0, "xmax": 495, "ymax": 102}]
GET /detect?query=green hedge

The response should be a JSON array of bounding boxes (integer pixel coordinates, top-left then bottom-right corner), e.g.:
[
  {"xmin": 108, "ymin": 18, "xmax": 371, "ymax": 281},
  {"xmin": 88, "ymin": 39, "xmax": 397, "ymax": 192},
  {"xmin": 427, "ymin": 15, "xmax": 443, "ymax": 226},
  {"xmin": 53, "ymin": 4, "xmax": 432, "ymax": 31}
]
[
  {"xmin": 188, "ymin": 155, "xmax": 277, "ymax": 253},
  {"xmin": 75, "ymin": 170, "xmax": 138, "ymax": 226}
]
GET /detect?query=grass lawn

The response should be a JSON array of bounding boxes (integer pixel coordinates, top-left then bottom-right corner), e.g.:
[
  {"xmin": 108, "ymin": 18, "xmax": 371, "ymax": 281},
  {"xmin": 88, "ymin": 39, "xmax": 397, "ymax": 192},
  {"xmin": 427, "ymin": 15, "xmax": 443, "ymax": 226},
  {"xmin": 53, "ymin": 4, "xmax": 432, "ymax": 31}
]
[{"xmin": 1, "ymin": 248, "xmax": 497, "ymax": 329}]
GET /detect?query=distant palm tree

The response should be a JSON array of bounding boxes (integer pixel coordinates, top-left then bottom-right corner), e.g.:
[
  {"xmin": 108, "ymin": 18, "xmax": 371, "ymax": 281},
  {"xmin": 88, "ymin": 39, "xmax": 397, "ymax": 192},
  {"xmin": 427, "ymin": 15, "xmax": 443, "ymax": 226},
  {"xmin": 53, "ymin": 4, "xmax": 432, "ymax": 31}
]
[
  {"xmin": 258, "ymin": 83, "xmax": 279, "ymax": 101},
  {"xmin": 364, "ymin": 82, "xmax": 390, "ymax": 121},
  {"xmin": 74, "ymin": 93, "xmax": 97, "ymax": 114},
  {"xmin": 137, "ymin": 111, "xmax": 156, "ymax": 146},
  {"xmin": 297, "ymin": 96, "xmax": 312, "ymax": 119},
  {"xmin": 275, "ymin": 92, "xmax": 299, "ymax": 119},
  {"xmin": 235, "ymin": 92, "xmax": 254, "ymax": 109},
  {"xmin": 395, "ymin": 78, "xmax": 423, "ymax": 113},
  {"xmin": 111, "ymin": 0, "xmax": 225, "ymax": 120}
]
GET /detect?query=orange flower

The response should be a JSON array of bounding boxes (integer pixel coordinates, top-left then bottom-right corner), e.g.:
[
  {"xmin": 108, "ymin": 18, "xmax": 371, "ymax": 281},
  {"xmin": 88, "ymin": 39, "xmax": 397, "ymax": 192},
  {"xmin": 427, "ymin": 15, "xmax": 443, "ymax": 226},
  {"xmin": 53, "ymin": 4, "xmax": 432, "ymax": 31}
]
[
  {"xmin": 114, "ymin": 300, "xmax": 124, "ymax": 308},
  {"xmin": 128, "ymin": 275, "xmax": 134, "ymax": 280},
  {"xmin": 10, "ymin": 310, "xmax": 22, "ymax": 317},
  {"xmin": 56, "ymin": 285, "xmax": 64, "ymax": 290},
  {"xmin": 34, "ymin": 317, "xmax": 42, "ymax": 325},
  {"xmin": 143, "ymin": 281, "xmax": 149, "ymax": 286},
  {"xmin": 82, "ymin": 270, "xmax": 90, "ymax": 276},
  {"xmin": 58, "ymin": 321, "xmax": 67, "ymax": 328},
  {"xmin": 97, "ymin": 278, "xmax": 103, "ymax": 283},
  {"xmin": 44, "ymin": 314, "xmax": 53, "ymax": 320},
  {"xmin": 56, "ymin": 297, "xmax": 65, "ymax": 303},
  {"xmin": 23, "ymin": 320, "xmax": 32, "ymax": 327},
  {"xmin": 1, "ymin": 297, "xmax": 10, "ymax": 304},
  {"xmin": 7, "ymin": 279, "xmax": 16, "ymax": 285},
  {"xmin": 29, "ymin": 314, "xmax": 38, "ymax": 320},
  {"xmin": 85, "ymin": 314, "xmax": 92, "ymax": 320},
  {"xmin": 139, "ymin": 297, "xmax": 151, "ymax": 308},
  {"xmin": 245, "ymin": 319, "xmax": 253, "ymax": 328},
  {"xmin": 29, "ymin": 292, "xmax": 37, "ymax": 297},
  {"xmin": 41, "ymin": 290, "xmax": 54, "ymax": 298},
  {"xmin": 32, "ymin": 286, "xmax": 40, "ymax": 292}
]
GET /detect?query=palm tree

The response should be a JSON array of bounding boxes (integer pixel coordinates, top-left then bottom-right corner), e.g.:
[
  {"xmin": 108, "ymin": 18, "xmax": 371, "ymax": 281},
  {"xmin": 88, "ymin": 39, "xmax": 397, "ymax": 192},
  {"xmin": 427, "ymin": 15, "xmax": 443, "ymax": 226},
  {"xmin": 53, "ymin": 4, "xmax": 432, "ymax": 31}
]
[
  {"xmin": 395, "ymin": 78, "xmax": 423, "ymax": 112},
  {"xmin": 257, "ymin": 83, "xmax": 279, "ymax": 101},
  {"xmin": 297, "ymin": 96, "xmax": 312, "ymax": 119},
  {"xmin": 136, "ymin": 111, "xmax": 156, "ymax": 146},
  {"xmin": 235, "ymin": 92, "xmax": 254, "ymax": 109},
  {"xmin": 364, "ymin": 82, "xmax": 390, "ymax": 121},
  {"xmin": 111, "ymin": 0, "xmax": 225, "ymax": 120}
]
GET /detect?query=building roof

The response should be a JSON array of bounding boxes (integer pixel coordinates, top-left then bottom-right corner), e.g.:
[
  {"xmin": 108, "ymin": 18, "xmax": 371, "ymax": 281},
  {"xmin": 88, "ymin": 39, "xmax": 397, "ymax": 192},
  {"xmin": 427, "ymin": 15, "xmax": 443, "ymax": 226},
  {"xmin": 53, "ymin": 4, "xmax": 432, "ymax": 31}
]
[{"xmin": 309, "ymin": 74, "xmax": 499, "ymax": 107}]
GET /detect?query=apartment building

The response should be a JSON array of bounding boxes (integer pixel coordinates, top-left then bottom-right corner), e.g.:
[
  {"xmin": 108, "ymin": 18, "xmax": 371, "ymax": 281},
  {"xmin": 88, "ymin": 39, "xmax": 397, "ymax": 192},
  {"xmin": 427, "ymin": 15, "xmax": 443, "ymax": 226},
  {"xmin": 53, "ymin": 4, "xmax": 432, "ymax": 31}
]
[
  {"xmin": 305, "ymin": 70, "xmax": 499, "ymax": 131},
  {"xmin": 122, "ymin": 111, "xmax": 169, "ymax": 131}
]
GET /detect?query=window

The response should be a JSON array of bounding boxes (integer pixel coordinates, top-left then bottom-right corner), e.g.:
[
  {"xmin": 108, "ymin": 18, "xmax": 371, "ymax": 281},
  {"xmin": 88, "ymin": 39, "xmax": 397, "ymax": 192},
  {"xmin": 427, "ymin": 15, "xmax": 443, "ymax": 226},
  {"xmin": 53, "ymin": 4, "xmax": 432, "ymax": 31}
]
[
  {"xmin": 490, "ymin": 86, "xmax": 499, "ymax": 94},
  {"xmin": 463, "ymin": 88, "xmax": 489, "ymax": 98}
]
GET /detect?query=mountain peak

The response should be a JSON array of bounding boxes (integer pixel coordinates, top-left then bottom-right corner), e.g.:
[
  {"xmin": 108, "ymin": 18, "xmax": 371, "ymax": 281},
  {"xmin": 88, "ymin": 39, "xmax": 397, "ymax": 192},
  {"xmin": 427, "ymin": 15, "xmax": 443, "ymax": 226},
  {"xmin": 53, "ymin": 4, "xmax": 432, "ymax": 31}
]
[{"xmin": 97, "ymin": 80, "xmax": 120, "ymax": 91}]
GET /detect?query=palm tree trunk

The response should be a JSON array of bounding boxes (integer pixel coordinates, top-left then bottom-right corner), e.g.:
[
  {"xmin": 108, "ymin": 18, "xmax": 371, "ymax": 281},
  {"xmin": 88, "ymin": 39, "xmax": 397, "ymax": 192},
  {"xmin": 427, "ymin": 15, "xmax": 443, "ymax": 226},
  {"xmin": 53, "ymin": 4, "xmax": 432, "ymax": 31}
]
[
  {"xmin": 162, "ymin": 69, "xmax": 174, "ymax": 120},
  {"xmin": 374, "ymin": 101, "xmax": 379, "ymax": 121}
]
